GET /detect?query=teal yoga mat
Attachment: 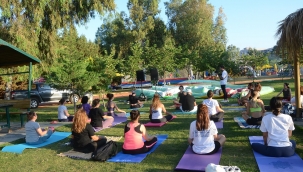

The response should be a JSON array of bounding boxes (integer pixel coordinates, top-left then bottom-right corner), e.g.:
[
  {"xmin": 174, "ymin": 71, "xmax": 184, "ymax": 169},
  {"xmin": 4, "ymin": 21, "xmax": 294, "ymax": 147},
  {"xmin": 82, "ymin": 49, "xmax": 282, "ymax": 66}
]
[{"xmin": 2, "ymin": 132, "xmax": 71, "ymax": 154}]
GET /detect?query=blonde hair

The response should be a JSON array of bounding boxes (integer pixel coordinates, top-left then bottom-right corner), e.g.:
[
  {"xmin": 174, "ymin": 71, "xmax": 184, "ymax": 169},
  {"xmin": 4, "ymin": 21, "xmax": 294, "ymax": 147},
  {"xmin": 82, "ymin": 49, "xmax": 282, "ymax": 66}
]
[
  {"xmin": 72, "ymin": 109, "xmax": 88, "ymax": 133},
  {"xmin": 151, "ymin": 94, "xmax": 162, "ymax": 109}
]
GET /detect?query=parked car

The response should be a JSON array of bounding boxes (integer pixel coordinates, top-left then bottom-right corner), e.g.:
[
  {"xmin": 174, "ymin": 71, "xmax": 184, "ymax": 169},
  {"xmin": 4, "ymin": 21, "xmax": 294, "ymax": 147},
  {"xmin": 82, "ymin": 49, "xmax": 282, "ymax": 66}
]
[{"xmin": 11, "ymin": 83, "xmax": 80, "ymax": 108}]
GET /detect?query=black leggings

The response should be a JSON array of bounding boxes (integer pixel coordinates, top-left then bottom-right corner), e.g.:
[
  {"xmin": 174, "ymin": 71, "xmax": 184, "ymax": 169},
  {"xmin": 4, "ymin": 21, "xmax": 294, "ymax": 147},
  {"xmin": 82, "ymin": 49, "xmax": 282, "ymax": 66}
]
[
  {"xmin": 210, "ymin": 112, "xmax": 224, "ymax": 122},
  {"xmin": 246, "ymin": 116, "xmax": 262, "ymax": 125},
  {"xmin": 221, "ymin": 85, "xmax": 227, "ymax": 100},
  {"xmin": 149, "ymin": 114, "xmax": 173, "ymax": 123},
  {"xmin": 122, "ymin": 137, "xmax": 158, "ymax": 154},
  {"xmin": 73, "ymin": 137, "xmax": 107, "ymax": 153}
]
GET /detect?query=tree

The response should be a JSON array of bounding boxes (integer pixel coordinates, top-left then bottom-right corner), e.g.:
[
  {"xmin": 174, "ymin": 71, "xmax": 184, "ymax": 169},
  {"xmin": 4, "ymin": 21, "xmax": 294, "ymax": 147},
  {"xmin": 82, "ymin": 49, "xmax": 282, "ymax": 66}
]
[
  {"xmin": 143, "ymin": 36, "xmax": 181, "ymax": 81},
  {"xmin": 0, "ymin": 0, "xmax": 115, "ymax": 66},
  {"xmin": 240, "ymin": 48, "xmax": 269, "ymax": 81}
]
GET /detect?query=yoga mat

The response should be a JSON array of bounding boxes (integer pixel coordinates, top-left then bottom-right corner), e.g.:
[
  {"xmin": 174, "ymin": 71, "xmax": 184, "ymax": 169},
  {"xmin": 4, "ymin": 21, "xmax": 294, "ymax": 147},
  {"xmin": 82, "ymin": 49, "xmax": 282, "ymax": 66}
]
[
  {"xmin": 93, "ymin": 116, "xmax": 128, "ymax": 132},
  {"xmin": 172, "ymin": 111, "xmax": 197, "ymax": 115},
  {"xmin": 175, "ymin": 146, "xmax": 222, "ymax": 171},
  {"xmin": 223, "ymin": 108, "xmax": 246, "ymax": 112},
  {"xmin": 58, "ymin": 136, "xmax": 122, "ymax": 160},
  {"xmin": 234, "ymin": 117, "xmax": 260, "ymax": 129},
  {"xmin": 249, "ymin": 136, "xmax": 303, "ymax": 172},
  {"xmin": 2, "ymin": 132, "xmax": 71, "ymax": 154},
  {"xmin": 144, "ymin": 116, "xmax": 177, "ymax": 127},
  {"xmin": 215, "ymin": 120, "xmax": 223, "ymax": 129},
  {"xmin": 107, "ymin": 134, "xmax": 168, "ymax": 163}
]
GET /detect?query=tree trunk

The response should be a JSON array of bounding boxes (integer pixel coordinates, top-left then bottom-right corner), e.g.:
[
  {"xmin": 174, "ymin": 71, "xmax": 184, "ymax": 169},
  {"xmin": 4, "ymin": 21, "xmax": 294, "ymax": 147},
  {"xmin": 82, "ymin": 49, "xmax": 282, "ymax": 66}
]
[{"xmin": 294, "ymin": 54, "xmax": 301, "ymax": 118}]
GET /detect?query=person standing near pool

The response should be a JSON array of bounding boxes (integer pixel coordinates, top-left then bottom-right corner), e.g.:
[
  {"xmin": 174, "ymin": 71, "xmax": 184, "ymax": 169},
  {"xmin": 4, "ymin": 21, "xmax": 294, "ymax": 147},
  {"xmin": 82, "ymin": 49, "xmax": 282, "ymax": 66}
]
[
  {"xmin": 219, "ymin": 65, "xmax": 228, "ymax": 102},
  {"xmin": 188, "ymin": 104, "xmax": 226, "ymax": 155},
  {"xmin": 251, "ymin": 97, "xmax": 296, "ymax": 157}
]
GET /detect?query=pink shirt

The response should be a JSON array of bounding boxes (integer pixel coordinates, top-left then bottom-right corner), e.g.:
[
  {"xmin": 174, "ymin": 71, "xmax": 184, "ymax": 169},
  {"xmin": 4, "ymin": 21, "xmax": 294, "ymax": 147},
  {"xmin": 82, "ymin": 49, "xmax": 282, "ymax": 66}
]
[{"xmin": 123, "ymin": 123, "xmax": 144, "ymax": 150}]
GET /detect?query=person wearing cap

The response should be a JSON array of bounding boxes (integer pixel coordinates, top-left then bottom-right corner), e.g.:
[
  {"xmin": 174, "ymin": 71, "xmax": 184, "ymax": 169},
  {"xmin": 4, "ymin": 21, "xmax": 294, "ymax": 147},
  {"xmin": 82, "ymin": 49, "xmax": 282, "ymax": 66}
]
[
  {"xmin": 129, "ymin": 91, "xmax": 143, "ymax": 109},
  {"xmin": 180, "ymin": 89, "xmax": 197, "ymax": 112},
  {"xmin": 276, "ymin": 83, "xmax": 291, "ymax": 101},
  {"xmin": 58, "ymin": 98, "xmax": 72, "ymax": 122}
]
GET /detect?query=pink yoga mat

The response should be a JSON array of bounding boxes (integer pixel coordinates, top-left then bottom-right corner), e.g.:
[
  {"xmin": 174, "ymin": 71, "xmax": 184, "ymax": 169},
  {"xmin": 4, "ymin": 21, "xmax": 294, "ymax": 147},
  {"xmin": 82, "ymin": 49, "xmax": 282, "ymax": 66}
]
[
  {"xmin": 175, "ymin": 146, "xmax": 222, "ymax": 171},
  {"xmin": 144, "ymin": 116, "xmax": 176, "ymax": 127}
]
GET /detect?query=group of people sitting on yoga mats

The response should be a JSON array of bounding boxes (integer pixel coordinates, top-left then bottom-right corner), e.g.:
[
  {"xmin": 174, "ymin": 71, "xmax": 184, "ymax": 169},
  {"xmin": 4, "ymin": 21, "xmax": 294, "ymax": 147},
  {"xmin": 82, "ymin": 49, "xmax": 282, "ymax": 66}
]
[{"xmin": 24, "ymin": 87, "xmax": 296, "ymax": 158}]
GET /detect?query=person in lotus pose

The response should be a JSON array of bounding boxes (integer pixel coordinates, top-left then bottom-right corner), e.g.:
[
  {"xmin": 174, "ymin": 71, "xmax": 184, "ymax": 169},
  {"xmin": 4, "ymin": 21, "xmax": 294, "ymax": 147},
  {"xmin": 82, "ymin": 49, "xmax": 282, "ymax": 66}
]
[
  {"xmin": 188, "ymin": 104, "xmax": 226, "ymax": 155},
  {"xmin": 242, "ymin": 90, "xmax": 265, "ymax": 125},
  {"xmin": 149, "ymin": 94, "xmax": 173, "ymax": 123},
  {"xmin": 122, "ymin": 110, "xmax": 158, "ymax": 154},
  {"xmin": 251, "ymin": 97, "xmax": 296, "ymax": 157}
]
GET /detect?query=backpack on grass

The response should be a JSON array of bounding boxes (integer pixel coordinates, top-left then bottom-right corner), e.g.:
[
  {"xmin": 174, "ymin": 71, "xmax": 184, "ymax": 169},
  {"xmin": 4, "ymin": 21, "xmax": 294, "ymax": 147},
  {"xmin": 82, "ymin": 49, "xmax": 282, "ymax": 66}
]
[{"xmin": 91, "ymin": 141, "xmax": 118, "ymax": 162}]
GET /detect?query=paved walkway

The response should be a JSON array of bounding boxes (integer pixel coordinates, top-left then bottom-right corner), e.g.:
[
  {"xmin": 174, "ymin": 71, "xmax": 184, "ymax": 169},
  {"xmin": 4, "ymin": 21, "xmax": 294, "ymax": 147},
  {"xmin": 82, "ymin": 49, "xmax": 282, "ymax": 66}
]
[{"xmin": 0, "ymin": 122, "xmax": 69, "ymax": 146}]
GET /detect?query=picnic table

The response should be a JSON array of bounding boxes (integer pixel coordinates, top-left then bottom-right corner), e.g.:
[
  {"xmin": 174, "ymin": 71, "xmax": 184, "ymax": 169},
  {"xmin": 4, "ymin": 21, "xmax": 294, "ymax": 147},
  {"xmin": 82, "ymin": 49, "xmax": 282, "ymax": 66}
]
[{"xmin": 0, "ymin": 103, "xmax": 13, "ymax": 128}]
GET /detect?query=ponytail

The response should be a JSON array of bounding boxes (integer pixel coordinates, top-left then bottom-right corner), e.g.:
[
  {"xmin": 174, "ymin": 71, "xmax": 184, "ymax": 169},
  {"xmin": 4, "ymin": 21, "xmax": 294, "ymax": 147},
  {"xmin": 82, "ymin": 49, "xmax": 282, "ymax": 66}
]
[
  {"xmin": 270, "ymin": 97, "xmax": 282, "ymax": 116},
  {"xmin": 196, "ymin": 104, "xmax": 209, "ymax": 131}
]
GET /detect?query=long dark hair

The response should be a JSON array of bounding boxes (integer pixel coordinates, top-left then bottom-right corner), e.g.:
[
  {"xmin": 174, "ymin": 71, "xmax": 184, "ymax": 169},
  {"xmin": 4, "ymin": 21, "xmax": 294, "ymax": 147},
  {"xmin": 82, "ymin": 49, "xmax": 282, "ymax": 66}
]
[
  {"xmin": 196, "ymin": 104, "xmax": 210, "ymax": 131},
  {"xmin": 130, "ymin": 110, "xmax": 140, "ymax": 122},
  {"xmin": 92, "ymin": 99, "xmax": 100, "ymax": 108},
  {"xmin": 270, "ymin": 97, "xmax": 282, "ymax": 116}
]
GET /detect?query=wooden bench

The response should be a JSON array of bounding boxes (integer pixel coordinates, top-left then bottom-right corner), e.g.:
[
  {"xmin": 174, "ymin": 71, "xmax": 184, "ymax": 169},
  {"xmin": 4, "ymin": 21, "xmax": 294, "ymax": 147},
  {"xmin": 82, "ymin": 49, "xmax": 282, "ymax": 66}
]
[{"xmin": 0, "ymin": 99, "xmax": 31, "ymax": 127}]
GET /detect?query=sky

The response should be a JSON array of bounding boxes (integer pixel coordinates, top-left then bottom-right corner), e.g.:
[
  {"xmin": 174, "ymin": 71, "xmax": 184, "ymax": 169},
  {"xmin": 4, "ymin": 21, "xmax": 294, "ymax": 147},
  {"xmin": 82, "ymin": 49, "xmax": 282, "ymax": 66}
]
[{"xmin": 76, "ymin": 0, "xmax": 303, "ymax": 50}]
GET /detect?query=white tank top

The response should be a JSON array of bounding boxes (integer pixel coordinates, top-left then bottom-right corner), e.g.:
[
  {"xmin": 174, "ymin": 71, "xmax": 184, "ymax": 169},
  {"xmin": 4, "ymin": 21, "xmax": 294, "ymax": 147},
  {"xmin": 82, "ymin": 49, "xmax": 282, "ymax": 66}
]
[{"xmin": 152, "ymin": 107, "xmax": 163, "ymax": 119}]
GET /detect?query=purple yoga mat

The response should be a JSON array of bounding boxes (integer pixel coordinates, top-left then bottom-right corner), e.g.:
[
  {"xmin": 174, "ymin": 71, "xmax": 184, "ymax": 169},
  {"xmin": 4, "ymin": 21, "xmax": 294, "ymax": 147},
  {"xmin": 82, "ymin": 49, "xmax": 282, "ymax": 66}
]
[
  {"xmin": 249, "ymin": 136, "xmax": 303, "ymax": 172},
  {"xmin": 175, "ymin": 146, "xmax": 222, "ymax": 171},
  {"xmin": 215, "ymin": 120, "xmax": 223, "ymax": 129},
  {"xmin": 144, "ymin": 116, "xmax": 176, "ymax": 127},
  {"xmin": 93, "ymin": 116, "xmax": 127, "ymax": 131}
]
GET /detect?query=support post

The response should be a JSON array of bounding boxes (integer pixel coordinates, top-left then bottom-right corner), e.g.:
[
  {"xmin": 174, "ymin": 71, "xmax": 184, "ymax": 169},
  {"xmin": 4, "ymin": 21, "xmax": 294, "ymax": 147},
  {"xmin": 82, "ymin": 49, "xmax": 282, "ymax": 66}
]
[
  {"xmin": 293, "ymin": 54, "xmax": 301, "ymax": 118},
  {"xmin": 28, "ymin": 62, "xmax": 32, "ymax": 99}
]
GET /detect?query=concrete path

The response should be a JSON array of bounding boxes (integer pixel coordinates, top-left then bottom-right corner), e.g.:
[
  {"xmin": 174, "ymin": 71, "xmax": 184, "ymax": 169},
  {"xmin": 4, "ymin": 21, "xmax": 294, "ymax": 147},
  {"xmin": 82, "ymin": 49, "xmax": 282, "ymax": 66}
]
[{"xmin": 0, "ymin": 122, "xmax": 69, "ymax": 146}]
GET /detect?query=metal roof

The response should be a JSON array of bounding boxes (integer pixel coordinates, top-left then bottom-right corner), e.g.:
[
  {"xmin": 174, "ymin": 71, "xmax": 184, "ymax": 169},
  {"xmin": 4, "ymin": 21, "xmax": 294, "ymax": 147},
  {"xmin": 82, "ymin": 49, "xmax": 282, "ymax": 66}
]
[{"xmin": 0, "ymin": 38, "xmax": 41, "ymax": 68}]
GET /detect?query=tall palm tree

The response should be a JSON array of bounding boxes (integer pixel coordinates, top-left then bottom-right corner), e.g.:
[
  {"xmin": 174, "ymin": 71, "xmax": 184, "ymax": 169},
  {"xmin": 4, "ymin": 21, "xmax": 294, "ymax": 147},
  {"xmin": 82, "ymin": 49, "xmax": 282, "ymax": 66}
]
[{"xmin": 276, "ymin": 8, "xmax": 303, "ymax": 118}]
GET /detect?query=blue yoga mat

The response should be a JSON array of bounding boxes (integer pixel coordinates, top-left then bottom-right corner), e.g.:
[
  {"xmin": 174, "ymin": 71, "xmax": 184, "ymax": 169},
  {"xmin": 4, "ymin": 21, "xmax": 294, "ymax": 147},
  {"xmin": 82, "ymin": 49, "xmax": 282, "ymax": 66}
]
[
  {"xmin": 249, "ymin": 136, "xmax": 303, "ymax": 172},
  {"xmin": 2, "ymin": 132, "xmax": 71, "ymax": 154},
  {"xmin": 107, "ymin": 134, "xmax": 168, "ymax": 163},
  {"xmin": 234, "ymin": 117, "xmax": 260, "ymax": 129}
]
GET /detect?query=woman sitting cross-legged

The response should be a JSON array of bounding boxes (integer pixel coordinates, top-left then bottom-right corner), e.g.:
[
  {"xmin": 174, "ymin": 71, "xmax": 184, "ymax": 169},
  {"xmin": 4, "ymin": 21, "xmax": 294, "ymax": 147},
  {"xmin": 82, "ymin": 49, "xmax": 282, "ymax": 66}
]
[
  {"xmin": 72, "ymin": 109, "xmax": 107, "ymax": 153},
  {"xmin": 188, "ymin": 104, "xmax": 226, "ymax": 154},
  {"xmin": 202, "ymin": 90, "xmax": 224, "ymax": 122},
  {"xmin": 106, "ymin": 93, "xmax": 126, "ymax": 117},
  {"xmin": 25, "ymin": 111, "xmax": 53, "ymax": 145},
  {"xmin": 149, "ymin": 94, "xmax": 173, "ymax": 123},
  {"xmin": 122, "ymin": 110, "xmax": 158, "ymax": 154},
  {"xmin": 89, "ymin": 99, "xmax": 114, "ymax": 129},
  {"xmin": 242, "ymin": 90, "xmax": 265, "ymax": 125},
  {"xmin": 251, "ymin": 97, "xmax": 296, "ymax": 157}
]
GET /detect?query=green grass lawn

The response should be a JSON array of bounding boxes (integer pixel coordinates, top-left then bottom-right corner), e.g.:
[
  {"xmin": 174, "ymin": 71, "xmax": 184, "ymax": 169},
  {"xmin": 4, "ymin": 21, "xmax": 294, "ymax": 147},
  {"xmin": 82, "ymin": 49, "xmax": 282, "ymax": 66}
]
[{"xmin": 0, "ymin": 79, "xmax": 302, "ymax": 172}]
